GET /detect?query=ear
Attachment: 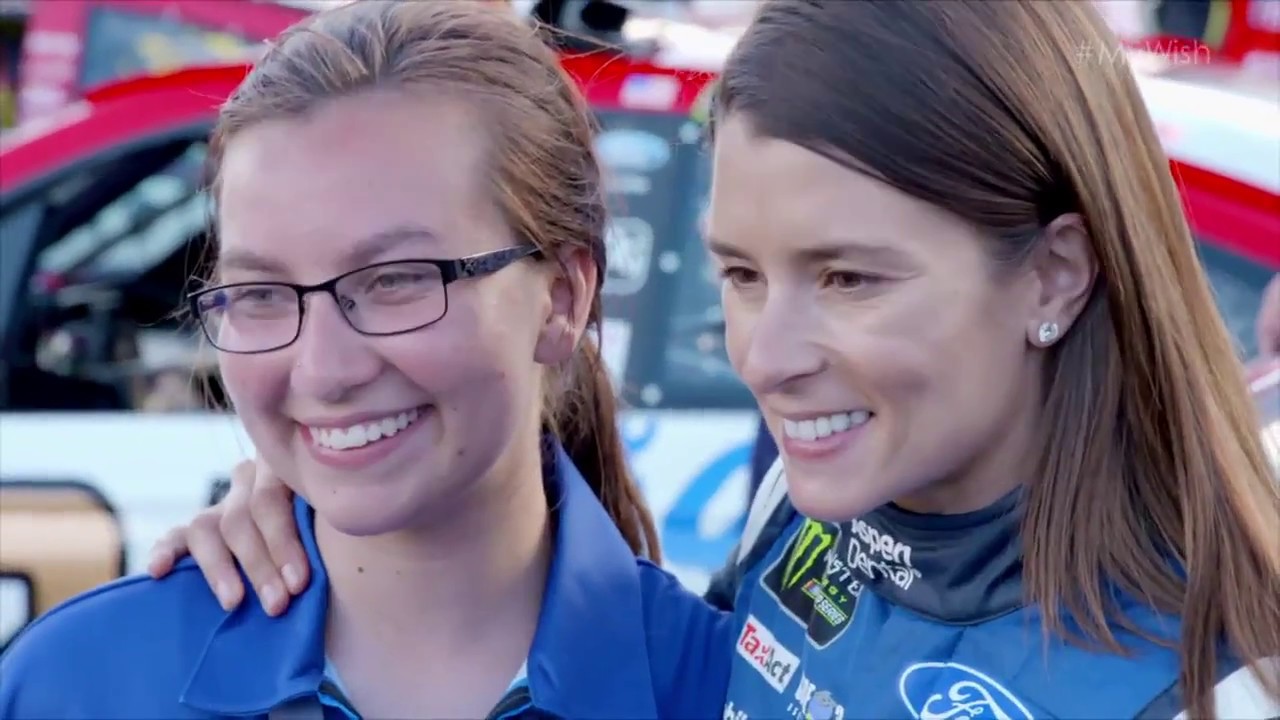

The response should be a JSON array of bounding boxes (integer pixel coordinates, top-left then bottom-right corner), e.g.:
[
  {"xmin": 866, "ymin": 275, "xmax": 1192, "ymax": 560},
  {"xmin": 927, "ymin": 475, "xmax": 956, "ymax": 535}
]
[
  {"xmin": 533, "ymin": 245, "xmax": 598, "ymax": 366},
  {"xmin": 1025, "ymin": 213, "xmax": 1097, "ymax": 348}
]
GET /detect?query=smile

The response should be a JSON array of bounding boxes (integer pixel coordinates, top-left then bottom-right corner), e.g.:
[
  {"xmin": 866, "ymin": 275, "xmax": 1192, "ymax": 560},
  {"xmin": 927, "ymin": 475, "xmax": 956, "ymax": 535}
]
[
  {"xmin": 782, "ymin": 411, "xmax": 872, "ymax": 442},
  {"xmin": 307, "ymin": 407, "xmax": 423, "ymax": 451}
]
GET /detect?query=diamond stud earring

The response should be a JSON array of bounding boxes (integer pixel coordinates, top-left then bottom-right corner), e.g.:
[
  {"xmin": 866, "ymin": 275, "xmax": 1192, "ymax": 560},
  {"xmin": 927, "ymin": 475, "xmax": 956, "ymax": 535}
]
[{"xmin": 1037, "ymin": 321, "xmax": 1060, "ymax": 345}]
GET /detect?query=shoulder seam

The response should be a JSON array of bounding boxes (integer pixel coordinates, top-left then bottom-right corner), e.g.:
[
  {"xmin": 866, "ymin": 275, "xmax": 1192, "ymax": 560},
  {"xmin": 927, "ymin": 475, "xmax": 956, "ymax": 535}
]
[{"xmin": 4, "ymin": 562, "xmax": 208, "ymax": 652}]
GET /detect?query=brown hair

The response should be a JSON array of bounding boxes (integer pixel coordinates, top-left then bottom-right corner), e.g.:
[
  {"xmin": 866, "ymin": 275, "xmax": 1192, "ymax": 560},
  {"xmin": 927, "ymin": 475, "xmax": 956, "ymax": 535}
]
[
  {"xmin": 715, "ymin": 1, "xmax": 1279, "ymax": 715},
  {"xmin": 205, "ymin": 0, "xmax": 660, "ymax": 561}
]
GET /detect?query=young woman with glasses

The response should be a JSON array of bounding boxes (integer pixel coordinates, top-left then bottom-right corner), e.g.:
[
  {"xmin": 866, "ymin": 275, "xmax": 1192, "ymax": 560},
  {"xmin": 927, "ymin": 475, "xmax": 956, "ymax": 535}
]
[
  {"xmin": 0, "ymin": 3, "xmax": 731, "ymax": 718},
  {"xmin": 19, "ymin": 1, "xmax": 1280, "ymax": 719}
]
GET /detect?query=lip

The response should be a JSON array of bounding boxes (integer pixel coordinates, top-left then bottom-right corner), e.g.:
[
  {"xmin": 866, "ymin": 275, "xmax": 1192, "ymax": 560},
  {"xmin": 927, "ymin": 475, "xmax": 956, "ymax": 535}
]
[{"xmin": 299, "ymin": 405, "xmax": 431, "ymax": 471}]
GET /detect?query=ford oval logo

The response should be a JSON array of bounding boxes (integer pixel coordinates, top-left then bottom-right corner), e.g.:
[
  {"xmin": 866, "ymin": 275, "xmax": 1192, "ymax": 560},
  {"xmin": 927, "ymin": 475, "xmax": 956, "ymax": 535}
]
[
  {"xmin": 594, "ymin": 129, "xmax": 672, "ymax": 173},
  {"xmin": 898, "ymin": 662, "xmax": 1035, "ymax": 720}
]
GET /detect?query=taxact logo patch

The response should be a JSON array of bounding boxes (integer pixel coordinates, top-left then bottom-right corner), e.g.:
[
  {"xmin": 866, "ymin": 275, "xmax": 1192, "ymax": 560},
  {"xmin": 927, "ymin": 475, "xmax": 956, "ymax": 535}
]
[{"xmin": 737, "ymin": 615, "xmax": 800, "ymax": 692}]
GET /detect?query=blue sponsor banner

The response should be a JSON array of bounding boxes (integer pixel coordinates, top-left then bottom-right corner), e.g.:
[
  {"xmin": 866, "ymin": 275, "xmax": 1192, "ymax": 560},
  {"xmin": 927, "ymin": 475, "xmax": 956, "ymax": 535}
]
[{"xmin": 621, "ymin": 416, "xmax": 755, "ymax": 572}]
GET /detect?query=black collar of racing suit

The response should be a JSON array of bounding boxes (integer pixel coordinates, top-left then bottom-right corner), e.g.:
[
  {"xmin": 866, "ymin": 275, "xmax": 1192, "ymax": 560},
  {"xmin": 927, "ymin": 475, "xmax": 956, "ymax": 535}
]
[{"xmin": 843, "ymin": 488, "xmax": 1024, "ymax": 624}]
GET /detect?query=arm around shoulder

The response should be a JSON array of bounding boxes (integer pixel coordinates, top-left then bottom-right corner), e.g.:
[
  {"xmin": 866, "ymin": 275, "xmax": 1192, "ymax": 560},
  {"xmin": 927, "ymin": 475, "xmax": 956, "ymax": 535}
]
[{"xmin": 639, "ymin": 561, "xmax": 735, "ymax": 720}]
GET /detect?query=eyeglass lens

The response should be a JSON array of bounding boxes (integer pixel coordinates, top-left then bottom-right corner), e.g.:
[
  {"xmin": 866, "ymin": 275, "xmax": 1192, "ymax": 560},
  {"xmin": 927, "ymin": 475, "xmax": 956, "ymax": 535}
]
[{"xmin": 195, "ymin": 261, "xmax": 446, "ymax": 352}]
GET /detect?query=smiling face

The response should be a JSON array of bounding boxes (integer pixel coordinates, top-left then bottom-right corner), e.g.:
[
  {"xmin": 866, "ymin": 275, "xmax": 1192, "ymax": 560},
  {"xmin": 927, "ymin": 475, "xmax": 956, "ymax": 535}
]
[
  {"xmin": 214, "ymin": 91, "xmax": 555, "ymax": 536},
  {"xmin": 706, "ymin": 115, "xmax": 1049, "ymax": 520}
]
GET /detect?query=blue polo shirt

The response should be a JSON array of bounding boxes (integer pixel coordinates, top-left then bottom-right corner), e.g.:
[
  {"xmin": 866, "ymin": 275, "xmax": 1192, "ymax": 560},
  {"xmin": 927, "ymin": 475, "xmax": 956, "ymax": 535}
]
[{"xmin": 0, "ymin": 445, "xmax": 732, "ymax": 719}]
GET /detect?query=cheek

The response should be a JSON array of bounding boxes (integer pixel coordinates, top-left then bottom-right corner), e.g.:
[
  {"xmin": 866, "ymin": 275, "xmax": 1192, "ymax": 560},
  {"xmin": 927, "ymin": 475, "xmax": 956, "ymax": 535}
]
[
  {"xmin": 218, "ymin": 354, "xmax": 290, "ymax": 419},
  {"xmin": 830, "ymin": 328, "xmax": 936, "ymax": 402},
  {"xmin": 382, "ymin": 331, "xmax": 483, "ymax": 393},
  {"xmin": 842, "ymin": 289, "xmax": 1029, "ymax": 423},
  {"xmin": 827, "ymin": 289, "xmax": 1016, "ymax": 404},
  {"xmin": 721, "ymin": 292, "xmax": 757, "ymax": 377},
  {"xmin": 385, "ymin": 320, "xmax": 542, "ymax": 471},
  {"xmin": 379, "ymin": 315, "xmax": 536, "ymax": 409}
]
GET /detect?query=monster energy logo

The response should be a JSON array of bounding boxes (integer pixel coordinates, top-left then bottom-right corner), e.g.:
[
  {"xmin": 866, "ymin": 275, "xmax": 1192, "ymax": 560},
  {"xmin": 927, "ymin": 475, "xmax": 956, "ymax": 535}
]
[
  {"xmin": 760, "ymin": 519, "xmax": 858, "ymax": 648},
  {"xmin": 781, "ymin": 520, "xmax": 835, "ymax": 590}
]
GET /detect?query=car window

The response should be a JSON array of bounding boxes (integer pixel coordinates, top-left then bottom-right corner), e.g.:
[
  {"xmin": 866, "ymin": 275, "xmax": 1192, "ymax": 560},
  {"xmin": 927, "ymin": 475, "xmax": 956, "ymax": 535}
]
[
  {"xmin": 0, "ymin": 197, "xmax": 45, "ymax": 346},
  {"xmin": 1197, "ymin": 237, "xmax": 1276, "ymax": 360},
  {"xmin": 594, "ymin": 109, "xmax": 753, "ymax": 411},
  {"xmin": 7, "ymin": 138, "xmax": 213, "ymax": 412},
  {"xmin": 659, "ymin": 140, "xmax": 753, "ymax": 410},
  {"xmin": 35, "ymin": 143, "xmax": 209, "ymax": 285},
  {"xmin": 79, "ymin": 6, "xmax": 259, "ymax": 89}
]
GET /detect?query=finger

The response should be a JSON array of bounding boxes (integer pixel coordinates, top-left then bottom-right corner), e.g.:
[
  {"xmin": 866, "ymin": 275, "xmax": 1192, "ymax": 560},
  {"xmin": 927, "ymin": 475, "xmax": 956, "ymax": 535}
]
[
  {"xmin": 220, "ymin": 491, "xmax": 290, "ymax": 617},
  {"xmin": 251, "ymin": 461, "xmax": 308, "ymax": 595},
  {"xmin": 146, "ymin": 528, "xmax": 188, "ymax": 579},
  {"xmin": 186, "ymin": 511, "xmax": 246, "ymax": 611}
]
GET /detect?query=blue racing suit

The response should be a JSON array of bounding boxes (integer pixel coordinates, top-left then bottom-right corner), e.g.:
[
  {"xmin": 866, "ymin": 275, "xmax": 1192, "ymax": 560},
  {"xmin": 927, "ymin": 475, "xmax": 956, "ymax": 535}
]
[
  {"xmin": 0, "ymin": 444, "xmax": 732, "ymax": 720},
  {"xmin": 718, "ymin": 462, "xmax": 1279, "ymax": 720}
]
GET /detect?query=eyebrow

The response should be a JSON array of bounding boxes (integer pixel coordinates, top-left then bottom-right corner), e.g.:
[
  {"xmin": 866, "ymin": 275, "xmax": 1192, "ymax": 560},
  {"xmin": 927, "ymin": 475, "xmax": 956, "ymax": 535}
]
[
  {"xmin": 706, "ymin": 237, "xmax": 913, "ymax": 269},
  {"xmin": 218, "ymin": 225, "xmax": 441, "ymax": 276}
]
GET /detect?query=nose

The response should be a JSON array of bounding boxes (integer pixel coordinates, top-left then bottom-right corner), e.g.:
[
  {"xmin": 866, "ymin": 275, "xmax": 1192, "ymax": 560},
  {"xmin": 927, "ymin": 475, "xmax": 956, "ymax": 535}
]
[
  {"xmin": 289, "ymin": 295, "xmax": 382, "ymax": 404},
  {"xmin": 737, "ymin": 289, "xmax": 826, "ymax": 396}
]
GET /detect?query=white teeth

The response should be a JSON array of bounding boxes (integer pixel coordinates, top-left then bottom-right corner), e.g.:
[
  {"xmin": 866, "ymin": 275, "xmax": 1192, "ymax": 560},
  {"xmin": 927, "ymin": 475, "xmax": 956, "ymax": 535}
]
[
  {"xmin": 782, "ymin": 410, "xmax": 872, "ymax": 441},
  {"xmin": 309, "ymin": 408, "xmax": 421, "ymax": 451},
  {"xmin": 815, "ymin": 416, "xmax": 832, "ymax": 437}
]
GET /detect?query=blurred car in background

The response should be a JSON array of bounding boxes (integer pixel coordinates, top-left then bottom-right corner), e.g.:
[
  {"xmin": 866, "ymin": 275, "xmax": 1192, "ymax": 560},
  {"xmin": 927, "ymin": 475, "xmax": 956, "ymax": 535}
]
[
  {"xmin": 2, "ymin": 0, "xmax": 344, "ymax": 128},
  {"xmin": 0, "ymin": 0, "xmax": 1277, "ymax": 648},
  {"xmin": 0, "ymin": 0, "xmax": 747, "ymax": 129}
]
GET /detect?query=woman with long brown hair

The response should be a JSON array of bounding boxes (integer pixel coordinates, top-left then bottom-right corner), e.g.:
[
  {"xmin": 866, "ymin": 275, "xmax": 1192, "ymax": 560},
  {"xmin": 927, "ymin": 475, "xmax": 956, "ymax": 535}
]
[
  {"xmin": 704, "ymin": 2, "xmax": 1278, "ymax": 716},
  {"xmin": 152, "ymin": 1, "xmax": 1277, "ymax": 718}
]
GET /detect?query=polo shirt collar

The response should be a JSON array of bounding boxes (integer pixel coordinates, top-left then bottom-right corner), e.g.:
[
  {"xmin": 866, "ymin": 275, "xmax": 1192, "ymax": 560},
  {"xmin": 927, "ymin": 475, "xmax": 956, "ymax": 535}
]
[
  {"xmin": 180, "ymin": 490, "xmax": 330, "ymax": 714},
  {"xmin": 181, "ymin": 443, "xmax": 658, "ymax": 718},
  {"xmin": 523, "ymin": 444, "xmax": 658, "ymax": 718}
]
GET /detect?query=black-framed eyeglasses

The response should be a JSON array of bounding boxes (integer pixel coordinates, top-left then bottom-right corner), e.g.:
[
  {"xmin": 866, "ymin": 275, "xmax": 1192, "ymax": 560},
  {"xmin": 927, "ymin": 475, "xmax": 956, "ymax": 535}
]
[{"xmin": 188, "ymin": 245, "xmax": 540, "ymax": 354}]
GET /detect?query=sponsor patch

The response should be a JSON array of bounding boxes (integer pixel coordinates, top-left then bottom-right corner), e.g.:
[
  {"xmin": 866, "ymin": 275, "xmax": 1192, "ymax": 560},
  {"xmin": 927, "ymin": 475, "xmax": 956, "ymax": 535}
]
[{"xmin": 736, "ymin": 615, "xmax": 800, "ymax": 692}]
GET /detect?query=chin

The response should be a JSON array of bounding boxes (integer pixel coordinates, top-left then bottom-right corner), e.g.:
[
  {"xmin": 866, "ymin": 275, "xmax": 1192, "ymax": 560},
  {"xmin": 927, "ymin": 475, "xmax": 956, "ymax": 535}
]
[
  {"xmin": 307, "ymin": 485, "xmax": 425, "ymax": 538},
  {"xmin": 783, "ymin": 462, "xmax": 895, "ymax": 523}
]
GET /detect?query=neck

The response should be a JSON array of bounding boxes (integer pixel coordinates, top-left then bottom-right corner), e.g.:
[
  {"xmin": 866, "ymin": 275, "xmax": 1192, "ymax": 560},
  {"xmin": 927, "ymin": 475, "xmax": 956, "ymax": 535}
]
[{"xmin": 317, "ymin": 444, "xmax": 552, "ymax": 652}]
